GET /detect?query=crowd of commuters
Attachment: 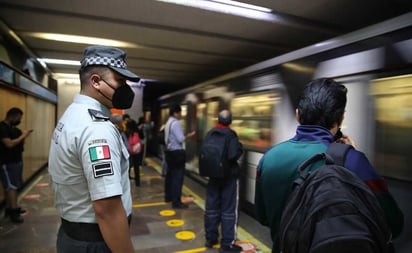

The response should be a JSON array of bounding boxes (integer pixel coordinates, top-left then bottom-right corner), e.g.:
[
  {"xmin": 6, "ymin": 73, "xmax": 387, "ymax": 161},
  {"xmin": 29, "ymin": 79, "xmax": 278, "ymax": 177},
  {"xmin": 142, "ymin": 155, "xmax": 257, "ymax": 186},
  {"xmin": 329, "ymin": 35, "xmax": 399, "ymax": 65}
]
[{"xmin": 1, "ymin": 44, "xmax": 404, "ymax": 253}]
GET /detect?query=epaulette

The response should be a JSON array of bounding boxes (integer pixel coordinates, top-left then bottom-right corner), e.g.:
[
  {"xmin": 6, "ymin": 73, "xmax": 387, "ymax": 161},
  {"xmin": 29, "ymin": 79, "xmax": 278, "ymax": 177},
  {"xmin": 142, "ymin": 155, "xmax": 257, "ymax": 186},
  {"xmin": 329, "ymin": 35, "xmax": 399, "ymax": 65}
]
[{"xmin": 88, "ymin": 109, "xmax": 110, "ymax": 121}]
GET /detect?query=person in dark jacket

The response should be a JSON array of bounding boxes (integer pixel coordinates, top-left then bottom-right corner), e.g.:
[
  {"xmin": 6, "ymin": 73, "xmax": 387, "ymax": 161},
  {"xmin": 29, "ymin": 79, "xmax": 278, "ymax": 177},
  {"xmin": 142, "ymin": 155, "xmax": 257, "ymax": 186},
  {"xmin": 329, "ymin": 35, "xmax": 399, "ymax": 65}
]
[
  {"xmin": 203, "ymin": 109, "xmax": 244, "ymax": 253},
  {"xmin": 254, "ymin": 78, "xmax": 404, "ymax": 253}
]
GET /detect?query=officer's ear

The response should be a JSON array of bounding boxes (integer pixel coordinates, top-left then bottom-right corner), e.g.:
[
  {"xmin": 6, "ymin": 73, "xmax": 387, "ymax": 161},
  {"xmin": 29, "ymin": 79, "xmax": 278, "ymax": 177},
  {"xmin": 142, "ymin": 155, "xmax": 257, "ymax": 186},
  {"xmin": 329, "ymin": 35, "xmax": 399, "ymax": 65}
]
[{"xmin": 90, "ymin": 74, "xmax": 101, "ymax": 88}]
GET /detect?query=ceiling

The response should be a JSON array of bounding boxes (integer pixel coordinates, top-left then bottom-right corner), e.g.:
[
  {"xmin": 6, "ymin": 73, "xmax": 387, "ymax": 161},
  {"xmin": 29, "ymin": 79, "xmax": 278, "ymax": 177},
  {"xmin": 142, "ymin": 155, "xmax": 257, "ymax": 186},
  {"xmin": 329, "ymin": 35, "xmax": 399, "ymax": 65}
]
[{"xmin": 0, "ymin": 0, "xmax": 411, "ymax": 101}]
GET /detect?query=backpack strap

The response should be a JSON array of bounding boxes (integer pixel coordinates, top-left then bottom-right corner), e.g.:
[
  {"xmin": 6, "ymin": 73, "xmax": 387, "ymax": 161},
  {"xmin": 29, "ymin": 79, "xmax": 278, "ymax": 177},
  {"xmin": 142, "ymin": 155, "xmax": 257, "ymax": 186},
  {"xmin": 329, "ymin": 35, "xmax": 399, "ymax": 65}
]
[
  {"xmin": 296, "ymin": 143, "xmax": 353, "ymax": 180},
  {"xmin": 326, "ymin": 143, "xmax": 353, "ymax": 166}
]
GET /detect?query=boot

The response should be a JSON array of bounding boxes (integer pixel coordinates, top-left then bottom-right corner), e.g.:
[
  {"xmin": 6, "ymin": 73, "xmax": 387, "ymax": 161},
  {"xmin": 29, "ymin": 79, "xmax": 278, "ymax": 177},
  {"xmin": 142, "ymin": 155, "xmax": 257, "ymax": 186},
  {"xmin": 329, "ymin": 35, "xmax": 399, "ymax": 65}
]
[{"xmin": 8, "ymin": 208, "xmax": 24, "ymax": 223}]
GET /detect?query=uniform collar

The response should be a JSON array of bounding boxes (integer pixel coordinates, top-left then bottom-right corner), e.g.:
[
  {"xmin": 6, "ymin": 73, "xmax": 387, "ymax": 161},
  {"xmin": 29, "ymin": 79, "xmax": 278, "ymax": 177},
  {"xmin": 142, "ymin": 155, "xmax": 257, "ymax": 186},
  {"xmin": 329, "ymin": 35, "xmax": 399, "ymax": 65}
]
[{"xmin": 73, "ymin": 94, "xmax": 111, "ymax": 117}]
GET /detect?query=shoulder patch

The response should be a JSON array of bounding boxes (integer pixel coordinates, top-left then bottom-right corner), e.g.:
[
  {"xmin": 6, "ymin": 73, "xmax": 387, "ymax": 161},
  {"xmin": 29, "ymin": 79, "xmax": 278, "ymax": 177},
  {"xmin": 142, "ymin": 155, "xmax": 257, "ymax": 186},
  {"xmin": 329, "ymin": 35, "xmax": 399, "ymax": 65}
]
[
  {"xmin": 88, "ymin": 109, "xmax": 109, "ymax": 121},
  {"xmin": 92, "ymin": 162, "xmax": 113, "ymax": 178},
  {"xmin": 89, "ymin": 145, "xmax": 111, "ymax": 161}
]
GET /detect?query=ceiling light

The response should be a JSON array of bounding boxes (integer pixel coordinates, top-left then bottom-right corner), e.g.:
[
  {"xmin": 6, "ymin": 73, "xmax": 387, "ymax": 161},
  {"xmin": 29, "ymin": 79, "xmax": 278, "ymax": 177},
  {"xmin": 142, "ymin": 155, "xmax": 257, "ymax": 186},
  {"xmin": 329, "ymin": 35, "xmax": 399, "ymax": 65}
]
[
  {"xmin": 52, "ymin": 73, "xmax": 79, "ymax": 79},
  {"xmin": 40, "ymin": 58, "xmax": 80, "ymax": 66},
  {"xmin": 25, "ymin": 32, "xmax": 139, "ymax": 48},
  {"xmin": 211, "ymin": 0, "xmax": 271, "ymax": 12},
  {"xmin": 157, "ymin": 0, "xmax": 274, "ymax": 21}
]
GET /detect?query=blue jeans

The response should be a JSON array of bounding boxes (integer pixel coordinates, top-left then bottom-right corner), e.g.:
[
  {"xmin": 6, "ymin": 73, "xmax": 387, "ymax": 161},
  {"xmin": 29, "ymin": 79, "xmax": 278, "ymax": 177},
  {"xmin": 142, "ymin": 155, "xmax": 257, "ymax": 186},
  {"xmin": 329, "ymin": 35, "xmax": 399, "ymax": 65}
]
[{"xmin": 204, "ymin": 177, "xmax": 239, "ymax": 247}]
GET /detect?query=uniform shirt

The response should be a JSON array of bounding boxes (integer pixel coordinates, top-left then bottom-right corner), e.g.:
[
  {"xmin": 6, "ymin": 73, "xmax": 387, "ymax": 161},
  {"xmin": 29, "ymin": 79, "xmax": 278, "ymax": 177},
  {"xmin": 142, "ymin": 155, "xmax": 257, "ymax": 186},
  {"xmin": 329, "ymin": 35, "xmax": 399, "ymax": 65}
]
[
  {"xmin": 48, "ymin": 94, "xmax": 132, "ymax": 223},
  {"xmin": 255, "ymin": 125, "xmax": 404, "ymax": 253},
  {"xmin": 0, "ymin": 121, "xmax": 24, "ymax": 163},
  {"xmin": 165, "ymin": 117, "xmax": 185, "ymax": 151}
]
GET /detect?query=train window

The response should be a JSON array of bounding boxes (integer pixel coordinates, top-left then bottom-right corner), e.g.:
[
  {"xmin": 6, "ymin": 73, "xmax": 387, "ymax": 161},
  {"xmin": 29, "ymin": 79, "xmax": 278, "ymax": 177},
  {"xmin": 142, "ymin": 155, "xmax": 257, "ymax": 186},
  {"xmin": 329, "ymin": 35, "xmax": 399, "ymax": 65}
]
[
  {"xmin": 371, "ymin": 74, "xmax": 412, "ymax": 181},
  {"xmin": 197, "ymin": 101, "xmax": 219, "ymax": 139},
  {"xmin": 206, "ymin": 101, "xmax": 219, "ymax": 136},
  {"xmin": 180, "ymin": 104, "xmax": 188, "ymax": 133},
  {"xmin": 230, "ymin": 93, "xmax": 278, "ymax": 149},
  {"xmin": 160, "ymin": 107, "xmax": 168, "ymax": 126}
]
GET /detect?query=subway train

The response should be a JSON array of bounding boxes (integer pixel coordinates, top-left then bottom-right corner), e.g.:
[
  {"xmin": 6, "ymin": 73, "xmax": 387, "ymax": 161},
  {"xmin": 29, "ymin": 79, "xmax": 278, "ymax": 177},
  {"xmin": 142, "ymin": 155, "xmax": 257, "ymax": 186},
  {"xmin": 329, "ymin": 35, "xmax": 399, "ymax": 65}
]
[{"xmin": 145, "ymin": 13, "xmax": 412, "ymax": 250}]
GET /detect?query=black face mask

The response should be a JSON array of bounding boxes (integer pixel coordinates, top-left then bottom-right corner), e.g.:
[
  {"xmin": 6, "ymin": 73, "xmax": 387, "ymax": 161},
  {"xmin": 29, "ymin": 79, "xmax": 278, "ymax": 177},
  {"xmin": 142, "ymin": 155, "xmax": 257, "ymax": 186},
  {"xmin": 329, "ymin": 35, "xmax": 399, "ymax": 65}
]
[
  {"xmin": 100, "ymin": 79, "xmax": 135, "ymax": 109},
  {"xmin": 11, "ymin": 120, "xmax": 21, "ymax": 126}
]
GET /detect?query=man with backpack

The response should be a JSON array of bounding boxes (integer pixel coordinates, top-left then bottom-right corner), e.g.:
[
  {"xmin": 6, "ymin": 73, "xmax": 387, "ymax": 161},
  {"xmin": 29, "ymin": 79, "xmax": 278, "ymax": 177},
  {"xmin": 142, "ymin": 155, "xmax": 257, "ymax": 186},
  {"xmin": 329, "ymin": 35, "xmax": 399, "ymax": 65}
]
[
  {"xmin": 254, "ymin": 78, "xmax": 404, "ymax": 253},
  {"xmin": 200, "ymin": 109, "xmax": 244, "ymax": 253}
]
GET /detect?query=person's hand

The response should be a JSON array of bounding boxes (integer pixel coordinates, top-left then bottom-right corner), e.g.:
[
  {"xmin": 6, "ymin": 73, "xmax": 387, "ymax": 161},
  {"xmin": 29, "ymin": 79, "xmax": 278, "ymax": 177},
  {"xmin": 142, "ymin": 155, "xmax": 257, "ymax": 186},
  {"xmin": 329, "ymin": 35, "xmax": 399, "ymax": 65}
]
[
  {"xmin": 337, "ymin": 133, "xmax": 357, "ymax": 149},
  {"xmin": 23, "ymin": 129, "xmax": 34, "ymax": 137},
  {"xmin": 187, "ymin": 131, "xmax": 196, "ymax": 138}
]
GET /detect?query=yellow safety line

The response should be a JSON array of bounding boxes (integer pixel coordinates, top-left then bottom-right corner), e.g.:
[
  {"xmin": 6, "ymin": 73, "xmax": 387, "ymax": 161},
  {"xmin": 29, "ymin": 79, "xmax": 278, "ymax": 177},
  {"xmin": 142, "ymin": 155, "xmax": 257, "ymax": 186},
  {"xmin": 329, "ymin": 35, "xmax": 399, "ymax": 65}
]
[
  {"xmin": 174, "ymin": 247, "xmax": 208, "ymax": 253},
  {"xmin": 145, "ymin": 158, "xmax": 271, "ymax": 252},
  {"xmin": 133, "ymin": 202, "xmax": 167, "ymax": 208}
]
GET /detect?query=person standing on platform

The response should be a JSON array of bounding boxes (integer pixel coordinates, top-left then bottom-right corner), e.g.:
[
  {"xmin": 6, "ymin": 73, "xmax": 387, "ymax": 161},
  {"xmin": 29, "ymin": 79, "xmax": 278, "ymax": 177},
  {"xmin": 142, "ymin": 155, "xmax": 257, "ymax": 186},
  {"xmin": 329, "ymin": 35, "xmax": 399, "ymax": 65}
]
[
  {"xmin": 48, "ymin": 45, "xmax": 140, "ymax": 253},
  {"xmin": 125, "ymin": 119, "xmax": 143, "ymax": 187},
  {"xmin": 203, "ymin": 110, "xmax": 244, "ymax": 253},
  {"xmin": 164, "ymin": 104, "xmax": 195, "ymax": 209},
  {"xmin": 0, "ymin": 107, "xmax": 33, "ymax": 223},
  {"xmin": 254, "ymin": 78, "xmax": 404, "ymax": 253}
]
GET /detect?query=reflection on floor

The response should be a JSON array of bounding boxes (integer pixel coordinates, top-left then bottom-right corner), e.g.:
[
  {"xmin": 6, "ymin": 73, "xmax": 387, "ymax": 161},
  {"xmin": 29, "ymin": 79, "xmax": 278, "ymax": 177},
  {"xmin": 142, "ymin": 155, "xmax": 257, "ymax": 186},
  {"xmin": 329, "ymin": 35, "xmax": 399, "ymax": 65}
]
[{"xmin": 0, "ymin": 158, "xmax": 271, "ymax": 253}]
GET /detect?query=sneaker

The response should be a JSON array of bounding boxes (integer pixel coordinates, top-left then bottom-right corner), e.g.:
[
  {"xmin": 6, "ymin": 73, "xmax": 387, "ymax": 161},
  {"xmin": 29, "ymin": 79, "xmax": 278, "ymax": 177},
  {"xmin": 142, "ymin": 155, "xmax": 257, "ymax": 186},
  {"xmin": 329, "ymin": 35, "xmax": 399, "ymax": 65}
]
[
  {"xmin": 205, "ymin": 239, "xmax": 218, "ymax": 248},
  {"xmin": 219, "ymin": 244, "xmax": 243, "ymax": 253},
  {"xmin": 8, "ymin": 208, "xmax": 24, "ymax": 223}
]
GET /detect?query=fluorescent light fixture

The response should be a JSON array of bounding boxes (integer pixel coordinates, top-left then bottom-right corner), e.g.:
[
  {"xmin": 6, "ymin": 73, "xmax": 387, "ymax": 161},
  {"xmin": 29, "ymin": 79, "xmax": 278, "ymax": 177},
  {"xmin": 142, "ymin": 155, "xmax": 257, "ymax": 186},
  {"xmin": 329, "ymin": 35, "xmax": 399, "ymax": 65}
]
[
  {"xmin": 212, "ymin": 0, "xmax": 271, "ymax": 12},
  {"xmin": 40, "ymin": 58, "xmax": 80, "ymax": 66},
  {"xmin": 157, "ymin": 0, "xmax": 275, "ymax": 21},
  {"xmin": 25, "ymin": 32, "xmax": 139, "ymax": 48},
  {"xmin": 53, "ymin": 73, "xmax": 79, "ymax": 79}
]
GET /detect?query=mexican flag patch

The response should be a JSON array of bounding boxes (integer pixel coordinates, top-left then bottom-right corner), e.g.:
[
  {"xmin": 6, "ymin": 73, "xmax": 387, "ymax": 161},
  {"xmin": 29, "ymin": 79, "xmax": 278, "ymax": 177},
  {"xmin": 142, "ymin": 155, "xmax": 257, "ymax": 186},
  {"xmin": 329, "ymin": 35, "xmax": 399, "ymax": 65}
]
[{"xmin": 89, "ymin": 145, "xmax": 111, "ymax": 161}]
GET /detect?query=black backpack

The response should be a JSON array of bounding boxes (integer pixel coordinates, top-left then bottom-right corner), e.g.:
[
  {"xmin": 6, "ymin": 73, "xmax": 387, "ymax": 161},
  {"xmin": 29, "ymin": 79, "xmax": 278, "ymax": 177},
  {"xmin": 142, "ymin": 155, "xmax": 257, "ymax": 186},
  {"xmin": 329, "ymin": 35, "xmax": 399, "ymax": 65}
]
[
  {"xmin": 279, "ymin": 143, "xmax": 394, "ymax": 253},
  {"xmin": 198, "ymin": 129, "xmax": 231, "ymax": 178}
]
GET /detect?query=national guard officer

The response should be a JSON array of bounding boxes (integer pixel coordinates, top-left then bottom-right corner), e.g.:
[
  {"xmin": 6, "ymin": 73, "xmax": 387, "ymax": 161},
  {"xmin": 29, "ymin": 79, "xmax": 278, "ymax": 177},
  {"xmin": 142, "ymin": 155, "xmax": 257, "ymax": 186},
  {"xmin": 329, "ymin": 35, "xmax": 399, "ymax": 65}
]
[{"xmin": 48, "ymin": 46, "xmax": 140, "ymax": 253}]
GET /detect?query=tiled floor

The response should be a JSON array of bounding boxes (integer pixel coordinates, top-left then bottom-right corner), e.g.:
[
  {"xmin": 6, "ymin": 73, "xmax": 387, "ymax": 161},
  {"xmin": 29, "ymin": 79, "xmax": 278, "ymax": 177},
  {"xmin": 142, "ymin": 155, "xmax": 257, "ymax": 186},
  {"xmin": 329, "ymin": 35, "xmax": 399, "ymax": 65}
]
[{"xmin": 0, "ymin": 158, "xmax": 271, "ymax": 253}]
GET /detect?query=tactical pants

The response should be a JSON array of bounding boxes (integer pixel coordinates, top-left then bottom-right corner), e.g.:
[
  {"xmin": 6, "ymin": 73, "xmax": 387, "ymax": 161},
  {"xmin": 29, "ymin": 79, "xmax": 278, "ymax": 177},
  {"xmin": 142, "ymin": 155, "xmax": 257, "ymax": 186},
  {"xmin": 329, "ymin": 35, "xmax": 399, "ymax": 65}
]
[{"xmin": 204, "ymin": 176, "xmax": 239, "ymax": 247}]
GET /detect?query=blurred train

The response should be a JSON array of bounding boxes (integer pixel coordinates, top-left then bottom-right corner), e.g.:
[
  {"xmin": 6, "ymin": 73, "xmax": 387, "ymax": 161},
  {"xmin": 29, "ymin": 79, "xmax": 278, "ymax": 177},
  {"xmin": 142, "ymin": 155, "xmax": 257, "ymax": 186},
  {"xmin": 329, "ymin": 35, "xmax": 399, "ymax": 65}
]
[{"xmin": 144, "ymin": 13, "xmax": 412, "ymax": 248}]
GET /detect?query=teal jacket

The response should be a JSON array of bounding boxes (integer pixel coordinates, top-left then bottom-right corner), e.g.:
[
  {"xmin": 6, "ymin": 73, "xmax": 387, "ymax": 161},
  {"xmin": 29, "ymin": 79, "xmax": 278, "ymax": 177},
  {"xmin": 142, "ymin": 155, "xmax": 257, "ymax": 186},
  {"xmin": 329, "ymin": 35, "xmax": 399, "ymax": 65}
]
[{"xmin": 254, "ymin": 125, "xmax": 403, "ymax": 253}]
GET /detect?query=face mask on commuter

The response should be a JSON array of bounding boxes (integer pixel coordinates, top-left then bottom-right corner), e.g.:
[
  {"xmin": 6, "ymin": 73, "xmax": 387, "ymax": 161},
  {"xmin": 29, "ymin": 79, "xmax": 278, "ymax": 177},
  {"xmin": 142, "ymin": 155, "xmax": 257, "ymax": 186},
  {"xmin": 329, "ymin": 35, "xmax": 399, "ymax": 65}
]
[
  {"xmin": 10, "ymin": 120, "xmax": 21, "ymax": 126},
  {"xmin": 100, "ymin": 79, "xmax": 135, "ymax": 109}
]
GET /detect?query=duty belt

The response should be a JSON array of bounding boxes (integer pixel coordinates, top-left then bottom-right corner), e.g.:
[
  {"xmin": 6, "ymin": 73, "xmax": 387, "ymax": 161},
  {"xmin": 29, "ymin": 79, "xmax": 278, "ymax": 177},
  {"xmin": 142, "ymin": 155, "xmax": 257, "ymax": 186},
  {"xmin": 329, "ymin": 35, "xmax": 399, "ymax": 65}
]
[{"xmin": 61, "ymin": 215, "xmax": 132, "ymax": 242}]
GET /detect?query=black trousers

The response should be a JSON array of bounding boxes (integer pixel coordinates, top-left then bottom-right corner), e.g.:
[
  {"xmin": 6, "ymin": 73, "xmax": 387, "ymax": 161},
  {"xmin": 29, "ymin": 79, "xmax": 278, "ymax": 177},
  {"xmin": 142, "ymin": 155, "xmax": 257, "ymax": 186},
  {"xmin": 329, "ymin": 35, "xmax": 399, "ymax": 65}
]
[
  {"xmin": 57, "ymin": 226, "xmax": 111, "ymax": 253},
  {"xmin": 164, "ymin": 149, "xmax": 185, "ymax": 206}
]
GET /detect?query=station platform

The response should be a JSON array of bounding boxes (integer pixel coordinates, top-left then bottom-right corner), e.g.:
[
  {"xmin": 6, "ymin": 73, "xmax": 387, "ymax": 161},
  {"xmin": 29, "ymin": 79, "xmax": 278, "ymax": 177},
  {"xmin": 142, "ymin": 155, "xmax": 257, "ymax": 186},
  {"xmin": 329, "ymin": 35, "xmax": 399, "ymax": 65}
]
[{"xmin": 0, "ymin": 157, "xmax": 272, "ymax": 253}]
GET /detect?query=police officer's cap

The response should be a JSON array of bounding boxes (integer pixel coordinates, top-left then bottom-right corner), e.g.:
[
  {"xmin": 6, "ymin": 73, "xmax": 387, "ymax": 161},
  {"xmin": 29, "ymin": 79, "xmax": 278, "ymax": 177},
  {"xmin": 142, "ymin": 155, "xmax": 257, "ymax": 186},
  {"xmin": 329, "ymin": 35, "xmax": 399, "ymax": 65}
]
[{"xmin": 80, "ymin": 46, "xmax": 140, "ymax": 81}]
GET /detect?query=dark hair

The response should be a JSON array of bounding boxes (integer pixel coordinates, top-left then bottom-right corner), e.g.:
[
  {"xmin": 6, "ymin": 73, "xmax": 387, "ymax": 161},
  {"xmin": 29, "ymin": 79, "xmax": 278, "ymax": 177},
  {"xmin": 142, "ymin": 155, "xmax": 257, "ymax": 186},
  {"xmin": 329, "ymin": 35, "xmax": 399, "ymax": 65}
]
[
  {"xmin": 138, "ymin": 116, "xmax": 144, "ymax": 125},
  {"xmin": 79, "ymin": 66, "xmax": 109, "ymax": 86},
  {"xmin": 125, "ymin": 119, "xmax": 139, "ymax": 137},
  {"xmin": 6, "ymin": 107, "xmax": 23, "ymax": 118},
  {"xmin": 297, "ymin": 78, "xmax": 347, "ymax": 129},
  {"xmin": 122, "ymin": 113, "xmax": 130, "ymax": 121},
  {"xmin": 169, "ymin": 104, "xmax": 181, "ymax": 116}
]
